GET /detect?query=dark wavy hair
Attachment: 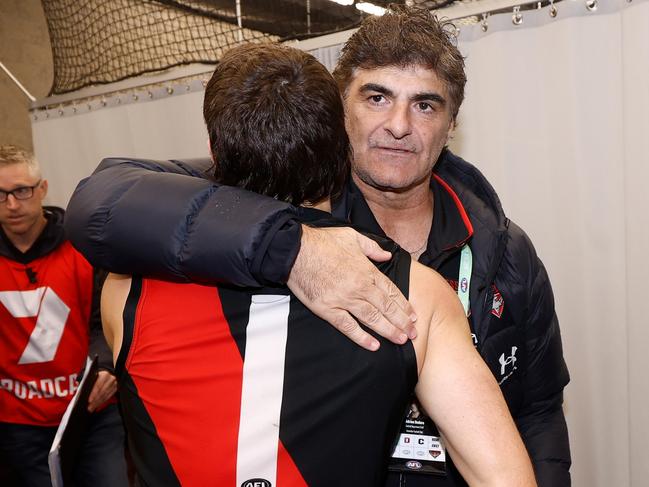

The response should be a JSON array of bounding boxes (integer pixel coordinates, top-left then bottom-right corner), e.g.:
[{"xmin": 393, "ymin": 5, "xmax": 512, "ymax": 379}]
[
  {"xmin": 203, "ymin": 43, "xmax": 350, "ymax": 205},
  {"xmin": 333, "ymin": 5, "xmax": 466, "ymax": 121}
]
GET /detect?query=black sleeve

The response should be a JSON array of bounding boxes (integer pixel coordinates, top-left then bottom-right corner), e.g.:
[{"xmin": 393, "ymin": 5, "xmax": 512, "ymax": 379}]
[
  {"xmin": 65, "ymin": 157, "xmax": 302, "ymax": 287},
  {"xmin": 87, "ymin": 268, "xmax": 113, "ymax": 372},
  {"xmin": 509, "ymin": 222, "xmax": 571, "ymax": 486},
  {"xmin": 516, "ymin": 391, "xmax": 571, "ymax": 486}
]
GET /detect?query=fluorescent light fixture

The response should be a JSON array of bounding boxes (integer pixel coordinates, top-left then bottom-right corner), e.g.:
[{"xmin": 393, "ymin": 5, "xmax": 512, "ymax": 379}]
[
  {"xmin": 355, "ymin": 2, "xmax": 387, "ymax": 16},
  {"xmin": 328, "ymin": 0, "xmax": 355, "ymax": 6}
]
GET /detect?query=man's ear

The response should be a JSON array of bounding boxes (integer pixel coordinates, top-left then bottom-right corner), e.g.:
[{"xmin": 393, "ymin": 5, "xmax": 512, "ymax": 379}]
[
  {"xmin": 206, "ymin": 137, "xmax": 215, "ymax": 163},
  {"xmin": 40, "ymin": 179, "xmax": 48, "ymax": 198},
  {"xmin": 445, "ymin": 118, "xmax": 457, "ymax": 145}
]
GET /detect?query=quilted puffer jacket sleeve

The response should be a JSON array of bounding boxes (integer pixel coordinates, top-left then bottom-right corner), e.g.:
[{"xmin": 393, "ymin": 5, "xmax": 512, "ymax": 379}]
[
  {"xmin": 507, "ymin": 221, "xmax": 571, "ymax": 486},
  {"xmin": 65, "ymin": 157, "xmax": 302, "ymax": 287}
]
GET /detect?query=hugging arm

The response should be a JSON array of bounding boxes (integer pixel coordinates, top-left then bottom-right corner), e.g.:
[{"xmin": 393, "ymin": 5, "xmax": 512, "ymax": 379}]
[
  {"xmin": 65, "ymin": 157, "xmax": 416, "ymax": 348},
  {"xmin": 65, "ymin": 157, "xmax": 300, "ymax": 286}
]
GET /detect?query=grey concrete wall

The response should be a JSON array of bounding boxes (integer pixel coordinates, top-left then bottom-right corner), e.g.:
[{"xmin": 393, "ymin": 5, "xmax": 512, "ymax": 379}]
[{"xmin": 0, "ymin": 0, "xmax": 53, "ymax": 151}]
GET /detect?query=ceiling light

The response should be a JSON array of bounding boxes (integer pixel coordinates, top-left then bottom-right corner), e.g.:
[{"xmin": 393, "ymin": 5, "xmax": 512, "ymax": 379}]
[{"xmin": 355, "ymin": 2, "xmax": 387, "ymax": 16}]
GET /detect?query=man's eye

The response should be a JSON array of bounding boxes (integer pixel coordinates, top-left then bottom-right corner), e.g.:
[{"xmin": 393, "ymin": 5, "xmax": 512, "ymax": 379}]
[
  {"xmin": 417, "ymin": 102, "xmax": 433, "ymax": 111},
  {"xmin": 369, "ymin": 94, "xmax": 384, "ymax": 103},
  {"xmin": 14, "ymin": 187, "xmax": 31, "ymax": 197}
]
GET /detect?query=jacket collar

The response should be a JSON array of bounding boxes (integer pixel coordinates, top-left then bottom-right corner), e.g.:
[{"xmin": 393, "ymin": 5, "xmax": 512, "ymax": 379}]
[
  {"xmin": 332, "ymin": 174, "xmax": 473, "ymax": 265},
  {"xmin": 333, "ymin": 149, "xmax": 511, "ymax": 338}
]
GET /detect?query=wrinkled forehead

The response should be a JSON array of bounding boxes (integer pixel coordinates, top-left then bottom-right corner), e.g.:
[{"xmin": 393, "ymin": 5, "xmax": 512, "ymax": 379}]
[{"xmin": 344, "ymin": 63, "xmax": 441, "ymax": 91}]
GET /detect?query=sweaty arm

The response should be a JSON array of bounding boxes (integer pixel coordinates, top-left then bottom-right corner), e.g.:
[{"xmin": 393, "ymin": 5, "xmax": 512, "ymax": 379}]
[
  {"xmin": 101, "ymin": 273, "xmax": 132, "ymax": 366},
  {"xmin": 66, "ymin": 157, "xmax": 416, "ymax": 349},
  {"xmin": 410, "ymin": 262, "xmax": 536, "ymax": 487}
]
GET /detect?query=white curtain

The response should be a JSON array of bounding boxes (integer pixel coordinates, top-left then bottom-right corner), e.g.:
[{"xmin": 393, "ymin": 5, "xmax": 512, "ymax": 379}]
[
  {"xmin": 32, "ymin": 87, "xmax": 210, "ymax": 207},
  {"xmin": 31, "ymin": 1, "xmax": 649, "ymax": 485},
  {"xmin": 449, "ymin": 1, "xmax": 649, "ymax": 486}
]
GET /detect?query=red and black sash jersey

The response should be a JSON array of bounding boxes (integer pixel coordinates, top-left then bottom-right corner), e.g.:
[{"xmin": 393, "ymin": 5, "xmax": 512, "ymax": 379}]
[
  {"xmin": 117, "ymin": 245, "xmax": 415, "ymax": 487},
  {"xmin": 0, "ymin": 240, "xmax": 93, "ymax": 426}
]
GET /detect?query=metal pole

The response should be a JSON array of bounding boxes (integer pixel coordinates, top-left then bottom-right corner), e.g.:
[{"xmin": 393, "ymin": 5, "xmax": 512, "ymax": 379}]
[
  {"xmin": 307, "ymin": 0, "xmax": 311, "ymax": 34},
  {"xmin": 0, "ymin": 61, "xmax": 36, "ymax": 102},
  {"xmin": 236, "ymin": 0, "xmax": 243, "ymax": 42}
]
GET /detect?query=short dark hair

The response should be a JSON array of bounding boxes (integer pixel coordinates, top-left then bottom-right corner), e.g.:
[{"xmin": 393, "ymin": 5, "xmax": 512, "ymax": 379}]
[
  {"xmin": 203, "ymin": 43, "xmax": 350, "ymax": 206},
  {"xmin": 334, "ymin": 5, "xmax": 466, "ymax": 121}
]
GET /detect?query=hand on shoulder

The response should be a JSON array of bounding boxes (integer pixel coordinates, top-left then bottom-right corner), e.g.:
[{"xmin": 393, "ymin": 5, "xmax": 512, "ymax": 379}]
[{"xmin": 287, "ymin": 225, "xmax": 417, "ymax": 351}]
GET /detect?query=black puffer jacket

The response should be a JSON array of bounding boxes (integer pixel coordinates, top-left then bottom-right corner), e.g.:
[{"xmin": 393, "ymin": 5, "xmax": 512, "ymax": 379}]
[
  {"xmin": 65, "ymin": 157, "xmax": 300, "ymax": 286},
  {"xmin": 65, "ymin": 150, "xmax": 570, "ymax": 485}
]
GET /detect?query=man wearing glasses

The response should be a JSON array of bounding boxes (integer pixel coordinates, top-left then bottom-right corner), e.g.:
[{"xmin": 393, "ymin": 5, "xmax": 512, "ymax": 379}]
[{"xmin": 0, "ymin": 145, "xmax": 128, "ymax": 486}]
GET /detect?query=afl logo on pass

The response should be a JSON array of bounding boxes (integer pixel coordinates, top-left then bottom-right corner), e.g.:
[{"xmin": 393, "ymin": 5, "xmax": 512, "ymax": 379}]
[
  {"xmin": 460, "ymin": 277, "xmax": 468, "ymax": 293},
  {"xmin": 405, "ymin": 460, "xmax": 422, "ymax": 470},
  {"xmin": 241, "ymin": 480, "xmax": 271, "ymax": 487}
]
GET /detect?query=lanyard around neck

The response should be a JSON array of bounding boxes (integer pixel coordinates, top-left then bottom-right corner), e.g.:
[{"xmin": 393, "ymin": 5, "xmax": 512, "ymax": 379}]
[{"xmin": 457, "ymin": 244, "xmax": 472, "ymax": 317}]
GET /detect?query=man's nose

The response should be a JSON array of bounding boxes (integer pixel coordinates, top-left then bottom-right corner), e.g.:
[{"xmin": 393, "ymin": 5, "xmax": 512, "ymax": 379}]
[
  {"xmin": 5, "ymin": 193, "xmax": 21, "ymax": 209},
  {"xmin": 383, "ymin": 102, "xmax": 412, "ymax": 139}
]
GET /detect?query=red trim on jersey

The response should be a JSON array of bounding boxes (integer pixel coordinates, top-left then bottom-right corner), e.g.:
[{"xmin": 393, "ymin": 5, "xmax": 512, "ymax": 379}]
[
  {"xmin": 433, "ymin": 173, "xmax": 474, "ymax": 242},
  {"xmin": 277, "ymin": 440, "xmax": 308, "ymax": 486}
]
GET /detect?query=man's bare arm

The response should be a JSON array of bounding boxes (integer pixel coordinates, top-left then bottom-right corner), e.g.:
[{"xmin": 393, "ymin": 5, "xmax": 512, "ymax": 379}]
[
  {"xmin": 410, "ymin": 263, "xmax": 536, "ymax": 487},
  {"xmin": 100, "ymin": 273, "xmax": 132, "ymax": 366}
]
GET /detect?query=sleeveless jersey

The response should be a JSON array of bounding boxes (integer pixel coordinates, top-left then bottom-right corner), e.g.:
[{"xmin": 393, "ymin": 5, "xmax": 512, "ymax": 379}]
[
  {"xmin": 0, "ymin": 241, "xmax": 93, "ymax": 426},
  {"xmin": 117, "ymin": 248, "xmax": 416, "ymax": 487}
]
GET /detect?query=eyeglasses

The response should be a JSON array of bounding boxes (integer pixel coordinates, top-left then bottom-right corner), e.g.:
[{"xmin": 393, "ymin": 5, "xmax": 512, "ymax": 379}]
[{"xmin": 0, "ymin": 181, "xmax": 42, "ymax": 203}]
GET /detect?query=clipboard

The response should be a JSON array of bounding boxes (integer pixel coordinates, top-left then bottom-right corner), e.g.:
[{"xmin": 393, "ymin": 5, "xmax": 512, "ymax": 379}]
[{"xmin": 48, "ymin": 356, "xmax": 99, "ymax": 487}]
